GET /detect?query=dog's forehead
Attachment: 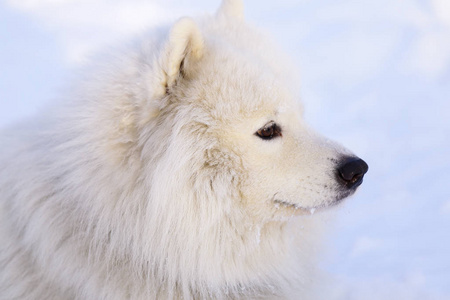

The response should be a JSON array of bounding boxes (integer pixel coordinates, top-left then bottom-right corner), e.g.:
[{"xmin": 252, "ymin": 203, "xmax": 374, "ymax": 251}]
[
  {"xmin": 189, "ymin": 25, "xmax": 302, "ymax": 121},
  {"xmin": 197, "ymin": 52, "xmax": 294, "ymax": 108}
]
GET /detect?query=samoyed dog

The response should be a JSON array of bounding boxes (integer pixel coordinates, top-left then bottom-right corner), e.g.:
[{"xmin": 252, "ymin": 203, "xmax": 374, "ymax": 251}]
[{"xmin": 0, "ymin": 0, "xmax": 368, "ymax": 299}]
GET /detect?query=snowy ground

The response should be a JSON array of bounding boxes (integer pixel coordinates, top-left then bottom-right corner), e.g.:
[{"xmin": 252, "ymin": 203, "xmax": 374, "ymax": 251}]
[{"xmin": 1, "ymin": 0, "xmax": 449, "ymax": 298}]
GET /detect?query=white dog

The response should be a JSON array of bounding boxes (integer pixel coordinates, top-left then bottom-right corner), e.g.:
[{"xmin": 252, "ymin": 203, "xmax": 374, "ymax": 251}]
[{"xmin": 0, "ymin": 0, "xmax": 368, "ymax": 299}]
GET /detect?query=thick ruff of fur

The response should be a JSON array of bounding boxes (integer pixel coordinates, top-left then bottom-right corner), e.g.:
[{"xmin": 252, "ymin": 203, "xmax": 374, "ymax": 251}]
[{"xmin": 0, "ymin": 1, "xmax": 364, "ymax": 299}]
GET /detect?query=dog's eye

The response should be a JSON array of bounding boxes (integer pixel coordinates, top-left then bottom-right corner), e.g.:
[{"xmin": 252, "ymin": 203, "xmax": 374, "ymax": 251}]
[{"xmin": 255, "ymin": 122, "xmax": 282, "ymax": 140}]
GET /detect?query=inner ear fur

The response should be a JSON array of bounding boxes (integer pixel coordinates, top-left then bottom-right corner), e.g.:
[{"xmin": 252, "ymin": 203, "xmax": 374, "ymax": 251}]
[{"xmin": 162, "ymin": 17, "xmax": 204, "ymax": 91}]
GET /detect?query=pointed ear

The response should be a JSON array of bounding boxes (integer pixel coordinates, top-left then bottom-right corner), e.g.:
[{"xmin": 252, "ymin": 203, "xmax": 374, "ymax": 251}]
[
  {"xmin": 216, "ymin": 0, "xmax": 244, "ymax": 20},
  {"xmin": 162, "ymin": 17, "xmax": 204, "ymax": 91}
]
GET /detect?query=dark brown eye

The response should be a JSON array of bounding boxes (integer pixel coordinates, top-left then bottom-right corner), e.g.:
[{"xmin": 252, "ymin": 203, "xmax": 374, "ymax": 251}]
[{"xmin": 255, "ymin": 122, "xmax": 282, "ymax": 140}]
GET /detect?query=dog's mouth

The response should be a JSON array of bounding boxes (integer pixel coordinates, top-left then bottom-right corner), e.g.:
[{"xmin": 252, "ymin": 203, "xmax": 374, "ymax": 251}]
[
  {"xmin": 273, "ymin": 199, "xmax": 329, "ymax": 214},
  {"xmin": 272, "ymin": 190, "xmax": 354, "ymax": 214}
]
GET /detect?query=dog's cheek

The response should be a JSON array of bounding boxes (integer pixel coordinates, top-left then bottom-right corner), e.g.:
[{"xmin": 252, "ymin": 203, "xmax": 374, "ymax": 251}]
[{"xmin": 202, "ymin": 148, "xmax": 244, "ymax": 198}]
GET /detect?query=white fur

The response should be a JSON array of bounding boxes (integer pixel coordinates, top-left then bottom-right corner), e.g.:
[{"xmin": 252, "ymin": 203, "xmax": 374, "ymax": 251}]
[
  {"xmin": 0, "ymin": 1, "xmax": 357, "ymax": 299},
  {"xmin": 217, "ymin": 0, "xmax": 244, "ymax": 20}
]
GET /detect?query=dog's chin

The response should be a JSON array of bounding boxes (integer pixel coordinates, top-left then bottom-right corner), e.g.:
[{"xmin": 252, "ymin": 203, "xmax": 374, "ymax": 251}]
[{"xmin": 273, "ymin": 189, "xmax": 356, "ymax": 215}]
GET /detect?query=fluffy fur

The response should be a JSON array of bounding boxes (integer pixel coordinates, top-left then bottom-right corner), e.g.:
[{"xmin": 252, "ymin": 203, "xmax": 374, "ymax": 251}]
[{"xmin": 0, "ymin": 1, "xmax": 365, "ymax": 299}]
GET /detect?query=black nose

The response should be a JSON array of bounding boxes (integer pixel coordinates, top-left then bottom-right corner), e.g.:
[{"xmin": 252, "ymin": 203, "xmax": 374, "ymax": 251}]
[{"xmin": 337, "ymin": 157, "xmax": 369, "ymax": 189}]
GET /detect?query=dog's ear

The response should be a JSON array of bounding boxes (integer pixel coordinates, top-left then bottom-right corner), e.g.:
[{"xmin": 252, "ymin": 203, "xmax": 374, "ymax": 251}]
[
  {"xmin": 216, "ymin": 0, "xmax": 244, "ymax": 20},
  {"xmin": 161, "ymin": 17, "xmax": 204, "ymax": 92}
]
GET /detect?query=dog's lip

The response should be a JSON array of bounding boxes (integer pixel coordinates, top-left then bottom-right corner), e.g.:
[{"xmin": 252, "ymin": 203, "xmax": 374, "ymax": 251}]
[
  {"xmin": 273, "ymin": 199, "xmax": 327, "ymax": 213},
  {"xmin": 273, "ymin": 191, "xmax": 353, "ymax": 213}
]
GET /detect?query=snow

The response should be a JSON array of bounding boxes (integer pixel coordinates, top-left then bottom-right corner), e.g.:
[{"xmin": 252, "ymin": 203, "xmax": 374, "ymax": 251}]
[{"xmin": 1, "ymin": 0, "xmax": 449, "ymax": 298}]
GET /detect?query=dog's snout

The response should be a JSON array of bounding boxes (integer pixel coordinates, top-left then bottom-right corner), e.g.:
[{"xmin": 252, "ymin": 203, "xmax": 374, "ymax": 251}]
[{"xmin": 337, "ymin": 157, "xmax": 369, "ymax": 189}]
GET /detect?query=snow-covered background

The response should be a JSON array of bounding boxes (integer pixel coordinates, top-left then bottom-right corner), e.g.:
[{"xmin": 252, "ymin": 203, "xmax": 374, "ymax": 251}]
[{"xmin": 1, "ymin": 0, "xmax": 449, "ymax": 298}]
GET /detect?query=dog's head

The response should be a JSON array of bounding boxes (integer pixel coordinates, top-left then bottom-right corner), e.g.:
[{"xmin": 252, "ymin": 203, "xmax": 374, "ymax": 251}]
[{"xmin": 144, "ymin": 0, "xmax": 368, "ymax": 223}]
